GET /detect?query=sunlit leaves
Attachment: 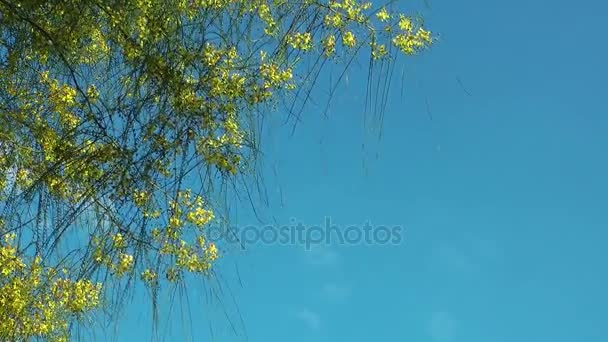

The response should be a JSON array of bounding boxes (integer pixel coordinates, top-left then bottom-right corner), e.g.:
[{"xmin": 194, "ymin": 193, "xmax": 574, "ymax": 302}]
[{"xmin": 0, "ymin": 0, "xmax": 433, "ymax": 339}]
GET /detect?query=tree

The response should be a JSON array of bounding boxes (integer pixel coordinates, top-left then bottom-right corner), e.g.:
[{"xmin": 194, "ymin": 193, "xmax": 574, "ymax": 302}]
[{"xmin": 0, "ymin": 0, "xmax": 432, "ymax": 340}]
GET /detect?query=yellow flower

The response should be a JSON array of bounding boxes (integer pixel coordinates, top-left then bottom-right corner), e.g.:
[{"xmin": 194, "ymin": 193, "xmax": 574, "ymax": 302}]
[
  {"xmin": 141, "ymin": 269, "xmax": 158, "ymax": 284},
  {"xmin": 376, "ymin": 7, "xmax": 390, "ymax": 22},
  {"xmin": 112, "ymin": 232, "xmax": 127, "ymax": 249},
  {"xmin": 289, "ymin": 32, "xmax": 313, "ymax": 51},
  {"xmin": 398, "ymin": 15, "xmax": 414, "ymax": 32},
  {"xmin": 116, "ymin": 253, "xmax": 134, "ymax": 276},
  {"xmin": 186, "ymin": 206, "xmax": 215, "ymax": 227},
  {"xmin": 86, "ymin": 84, "xmax": 100, "ymax": 102},
  {"xmin": 205, "ymin": 242, "xmax": 219, "ymax": 261},
  {"xmin": 133, "ymin": 190, "xmax": 150, "ymax": 207},
  {"xmin": 417, "ymin": 28, "xmax": 433, "ymax": 44},
  {"xmin": 343, "ymin": 31, "xmax": 357, "ymax": 48},
  {"xmin": 323, "ymin": 35, "xmax": 336, "ymax": 57}
]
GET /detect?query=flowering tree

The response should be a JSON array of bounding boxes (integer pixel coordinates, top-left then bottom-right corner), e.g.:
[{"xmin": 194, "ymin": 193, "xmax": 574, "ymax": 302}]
[{"xmin": 0, "ymin": 0, "xmax": 432, "ymax": 340}]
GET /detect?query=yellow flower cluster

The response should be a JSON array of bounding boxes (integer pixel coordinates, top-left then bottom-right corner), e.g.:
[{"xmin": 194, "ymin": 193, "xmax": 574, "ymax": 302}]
[
  {"xmin": 343, "ymin": 31, "xmax": 357, "ymax": 48},
  {"xmin": 187, "ymin": 206, "xmax": 215, "ymax": 227},
  {"xmin": 112, "ymin": 233, "xmax": 127, "ymax": 249},
  {"xmin": 376, "ymin": 7, "xmax": 390, "ymax": 22},
  {"xmin": 197, "ymin": 136, "xmax": 243, "ymax": 174},
  {"xmin": 134, "ymin": 190, "xmax": 151, "ymax": 208},
  {"xmin": 86, "ymin": 84, "xmax": 100, "ymax": 103},
  {"xmin": 260, "ymin": 61, "xmax": 294, "ymax": 89},
  {"xmin": 116, "ymin": 253, "xmax": 134, "ymax": 277},
  {"xmin": 371, "ymin": 41, "xmax": 388, "ymax": 59},
  {"xmin": 392, "ymin": 27, "xmax": 433, "ymax": 55},
  {"xmin": 92, "ymin": 234, "xmax": 135, "ymax": 278},
  {"xmin": 319, "ymin": 1, "xmax": 432, "ymax": 60},
  {"xmin": 323, "ymin": 35, "xmax": 337, "ymax": 57},
  {"xmin": 288, "ymin": 32, "xmax": 314, "ymax": 51},
  {"xmin": 146, "ymin": 190, "xmax": 220, "ymax": 281},
  {"xmin": 41, "ymin": 73, "xmax": 81, "ymax": 130},
  {"xmin": 0, "ymin": 0, "xmax": 432, "ymax": 338},
  {"xmin": 81, "ymin": 27, "xmax": 110, "ymax": 63},
  {"xmin": 258, "ymin": 3, "xmax": 278, "ymax": 35},
  {"xmin": 1, "ymin": 233, "xmax": 102, "ymax": 341},
  {"xmin": 141, "ymin": 269, "xmax": 158, "ymax": 285}
]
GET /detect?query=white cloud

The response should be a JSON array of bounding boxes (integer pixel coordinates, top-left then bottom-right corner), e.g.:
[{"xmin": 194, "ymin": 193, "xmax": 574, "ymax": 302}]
[
  {"xmin": 294, "ymin": 308, "xmax": 321, "ymax": 331},
  {"xmin": 303, "ymin": 245, "xmax": 339, "ymax": 267},
  {"xmin": 427, "ymin": 311, "xmax": 458, "ymax": 342}
]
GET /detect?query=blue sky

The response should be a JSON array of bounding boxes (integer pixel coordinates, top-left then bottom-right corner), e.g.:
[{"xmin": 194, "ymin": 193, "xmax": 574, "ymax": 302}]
[{"xmin": 115, "ymin": 0, "xmax": 608, "ymax": 341}]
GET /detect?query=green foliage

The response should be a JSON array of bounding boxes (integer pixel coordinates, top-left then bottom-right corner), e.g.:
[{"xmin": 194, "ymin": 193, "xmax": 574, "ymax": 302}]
[{"xmin": 0, "ymin": 0, "xmax": 432, "ymax": 339}]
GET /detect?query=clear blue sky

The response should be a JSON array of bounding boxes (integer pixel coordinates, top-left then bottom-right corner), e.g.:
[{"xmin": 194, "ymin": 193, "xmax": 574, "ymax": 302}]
[{"xmin": 115, "ymin": 0, "xmax": 608, "ymax": 341}]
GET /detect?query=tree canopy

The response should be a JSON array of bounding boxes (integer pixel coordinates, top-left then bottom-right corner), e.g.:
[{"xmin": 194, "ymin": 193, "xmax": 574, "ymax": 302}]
[{"xmin": 0, "ymin": 0, "xmax": 432, "ymax": 340}]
